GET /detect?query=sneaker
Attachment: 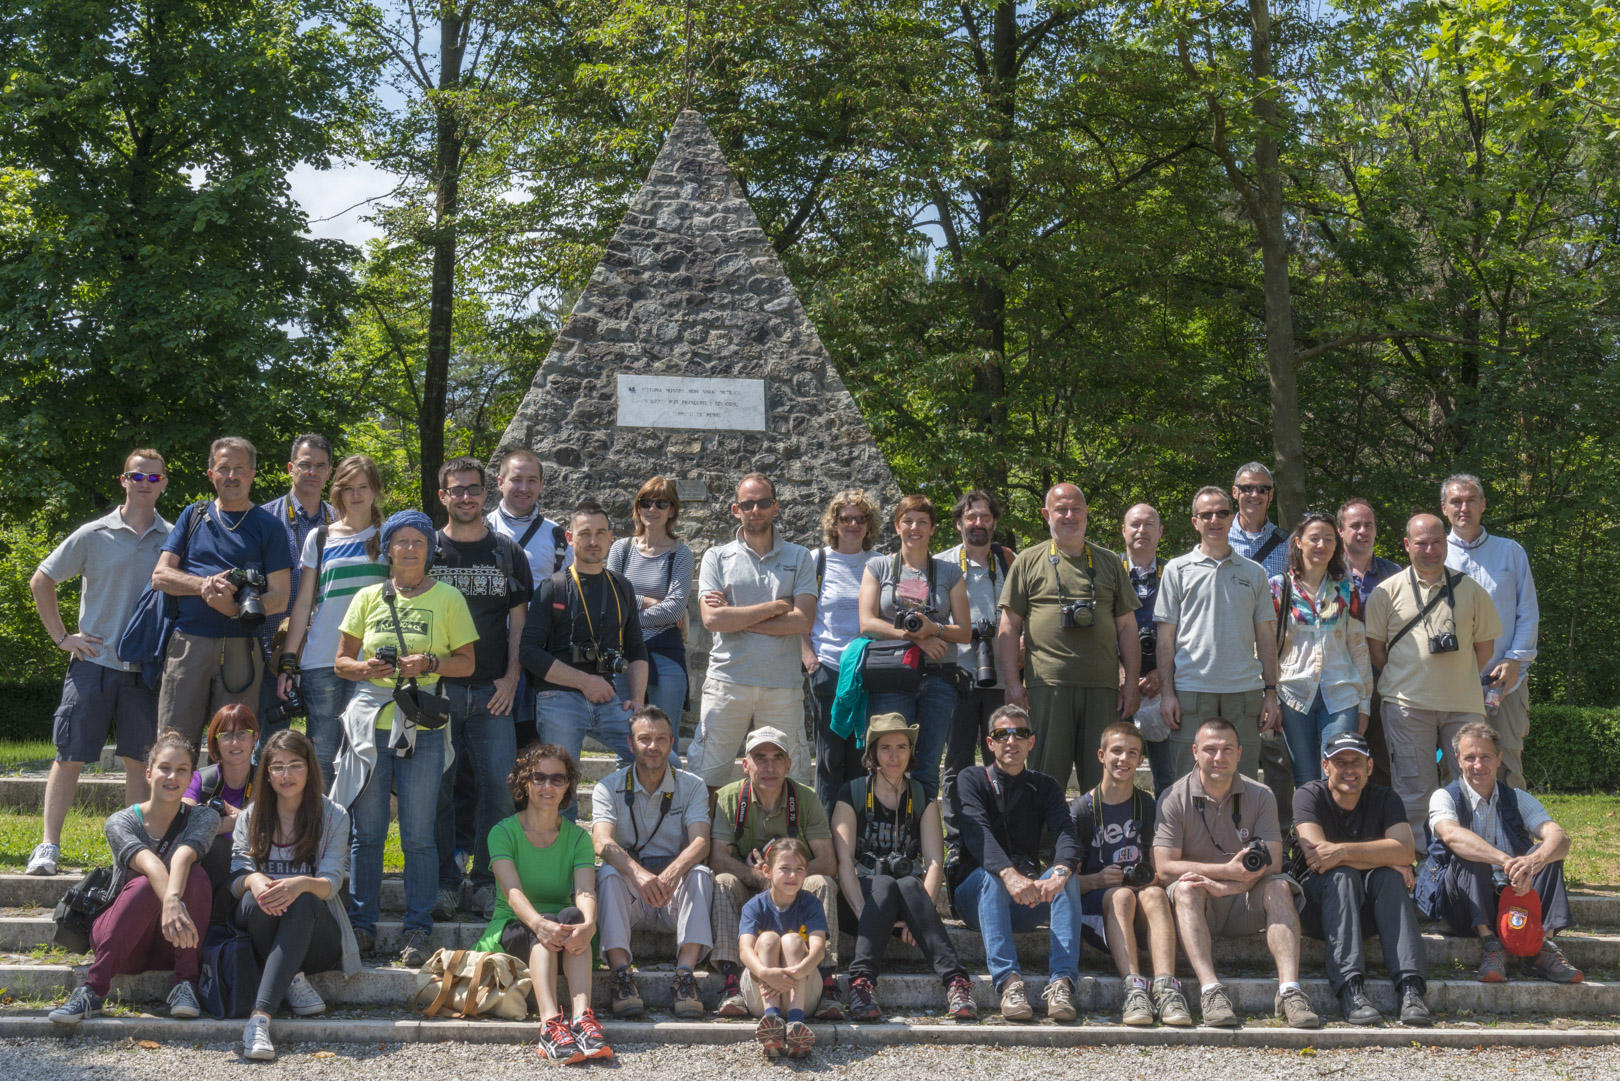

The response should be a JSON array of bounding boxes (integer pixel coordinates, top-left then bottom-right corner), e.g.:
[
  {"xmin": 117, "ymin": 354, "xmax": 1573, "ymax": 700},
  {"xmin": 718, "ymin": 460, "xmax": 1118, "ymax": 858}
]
[
  {"xmin": 354, "ymin": 927, "xmax": 376, "ymax": 958},
  {"xmin": 26, "ymin": 842, "xmax": 60, "ymax": 876},
  {"xmin": 1152, "ymin": 975, "xmax": 1193, "ymax": 1027},
  {"xmin": 286, "ymin": 972, "xmax": 326, "ymax": 1017},
  {"xmin": 755, "ymin": 1011, "xmax": 786, "ymax": 1053},
  {"xmin": 572, "ymin": 1008, "xmax": 613, "ymax": 1060},
  {"xmin": 846, "ymin": 976, "xmax": 880, "ymax": 1022},
  {"xmin": 431, "ymin": 887, "xmax": 459, "ymax": 922},
  {"xmin": 717, "ymin": 975, "xmax": 749, "ymax": 1018},
  {"xmin": 242, "ymin": 1014, "xmax": 276, "ymax": 1062},
  {"xmin": 945, "ymin": 975, "xmax": 977, "ymax": 1020},
  {"xmin": 1121, "ymin": 978, "xmax": 1154, "ymax": 1027},
  {"xmin": 1041, "ymin": 976, "xmax": 1077, "ymax": 1022},
  {"xmin": 471, "ymin": 882, "xmax": 497, "ymax": 921},
  {"xmin": 536, "ymin": 1012, "xmax": 585, "ymax": 1065},
  {"xmin": 49, "ymin": 984, "xmax": 103, "ymax": 1025},
  {"xmin": 1526, "ymin": 939, "xmax": 1585, "ymax": 984},
  {"xmin": 608, "ymin": 965, "xmax": 644, "ymax": 1018},
  {"xmin": 1338, "ymin": 977, "xmax": 1382, "ymax": 1025},
  {"xmin": 166, "ymin": 979, "xmax": 201, "ymax": 1019},
  {"xmin": 784, "ymin": 1018, "xmax": 815, "ymax": 1058},
  {"xmin": 1478, "ymin": 936, "xmax": 1508, "ymax": 983},
  {"xmin": 1275, "ymin": 985, "xmax": 1322, "ymax": 1029},
  {"xmin": 670, "ymin": 967, "xmax": 704, "ymax": 1019},
  {"xmin": 999, "ymin": 977, "xmax": 1034, "ymax": 1022},
  {"xmin": 398, "ymin": 929, "xmax": 430, "ymax": 969},
  {"xmin": 1199, "ymin": 983, "xmax": 1240, "ymax": 1028},
  {"xmin": 813, "ymin": 976, "xmax": 844, "ymax": 1020},
  {"xmin": 1399, "ymin": 979, "xmax": 1434, "ymax": 1027}
]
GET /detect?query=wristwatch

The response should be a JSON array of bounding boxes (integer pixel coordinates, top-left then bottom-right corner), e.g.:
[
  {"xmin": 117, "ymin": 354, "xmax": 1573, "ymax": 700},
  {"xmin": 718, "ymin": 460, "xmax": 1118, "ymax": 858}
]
[
  {"xmin": 1263, "ymin": 684, "xmax": 1278, "ymax": 693},
  {"xmin": 1051, "ymin": 865, "xmax": 1072, "ymax": 880}
]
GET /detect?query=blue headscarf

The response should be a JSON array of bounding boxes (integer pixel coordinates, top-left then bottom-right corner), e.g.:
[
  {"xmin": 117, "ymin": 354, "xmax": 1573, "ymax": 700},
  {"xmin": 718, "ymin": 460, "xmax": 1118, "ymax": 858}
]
[{"xmin": 380, "ymin": 510, "xmax": 436, "ymax": 569}]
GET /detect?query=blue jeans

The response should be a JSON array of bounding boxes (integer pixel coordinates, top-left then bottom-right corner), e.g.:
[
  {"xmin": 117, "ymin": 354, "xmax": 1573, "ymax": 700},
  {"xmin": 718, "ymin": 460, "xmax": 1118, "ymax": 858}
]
[
  {"xmin": 535, "ymin": 688, "xmax": 634, "ymax": 822},
  {"xmin": 1145, "ymin": 736, "xmax": 1177, "ymax": 796},
  {"xmin": 1280, "ymin": 690, "xmax": 1361, "ymax": 785},
  {"xmin": 434, "ymin": 682, "xmax": 517, "ymax": 891},
  {"xmin": 953, "ymin": 865, "xmax": 1082, "ymax": 990},
  {"xmin": 349, "ymin": 725, "xmax": 445, "ymax": 935},
  {"xmin": 869, "ymin": 671, "xmax": 960, "ymax": 803},
  {"xmin": 255, "ymin": 670, "xmax": 288, "ymax": 762},
  {"xmin": 614, "ymin": 651, "xmax": 687, "ymax": 768},
  {"xmin": 299, "ymin": 667, "xmax": 353, "ymax": 793}
]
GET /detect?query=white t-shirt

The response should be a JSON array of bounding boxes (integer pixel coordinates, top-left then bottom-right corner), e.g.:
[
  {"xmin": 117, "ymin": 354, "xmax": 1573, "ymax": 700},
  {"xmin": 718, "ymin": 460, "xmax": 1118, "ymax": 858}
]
[
  {"xmin": 488, "ymin": 508, "xmax": 571, "ymax": 577},
  {"xmin": 810, "ymin": 548, "xmax": 874, "ymax": 669},
  {"xmin": 298, "ymin": 525, "xmax": 387, "ymax": 670}
]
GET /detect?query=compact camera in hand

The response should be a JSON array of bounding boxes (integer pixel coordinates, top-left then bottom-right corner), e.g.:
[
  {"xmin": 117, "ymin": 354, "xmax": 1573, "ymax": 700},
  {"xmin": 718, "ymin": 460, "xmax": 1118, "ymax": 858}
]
[
  {"xmin": 893, "ymin": 608, "xmax": 927, "ymax": 634},
  {"xmin": 572, "ymin": 643, "xmax": 629, "ymax": 676},
  {"xmin": 1059, "ymin": 598, "xmax": 1096, "ymax": 629},
  {"xmin": 1428, "ymin": 631, "xmax": 1460, "ymax": 654},
  {"xmin": 375, "ymin": 645, "xmax": 399, "ymax": 668},
  {"xmin": 226, "ymin": 567, "xmax": 268, "ymax": 628},
  {"xmin": 1240, "ymin": 838, "xmax": 1271, "ymax": 873},
  {"xmin": 969, "ymin": 618, "xmax": 998, "ymax": 687}
]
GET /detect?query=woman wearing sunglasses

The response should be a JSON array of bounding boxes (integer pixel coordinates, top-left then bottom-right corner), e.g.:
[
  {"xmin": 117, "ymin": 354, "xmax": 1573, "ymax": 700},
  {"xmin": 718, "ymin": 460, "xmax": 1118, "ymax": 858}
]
[
  {"xmin": 475, "ymin": 744, "xmax": 610, "ymax": 1064},
  {"xmin": 606, "ymin": 477, "xmax": 693, "ymax": 758},
  {"xmin": 232, "ymin": 730, "xmax": 360, "ymax": 1062}
]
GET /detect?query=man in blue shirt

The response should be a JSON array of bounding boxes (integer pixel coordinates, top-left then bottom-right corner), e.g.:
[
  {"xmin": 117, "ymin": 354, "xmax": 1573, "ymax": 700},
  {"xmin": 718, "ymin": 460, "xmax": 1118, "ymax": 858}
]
[
  {"xmin": 1441, "ymin": 474, "xmax": 1540, "ymax": 790},
  {"xmin": 152, "ymin": 438, "xmax": 292, "ymax": 747},
  {"xmin": 1338, "ymin": 497, "xmax": 1402, "ymax": 788}
]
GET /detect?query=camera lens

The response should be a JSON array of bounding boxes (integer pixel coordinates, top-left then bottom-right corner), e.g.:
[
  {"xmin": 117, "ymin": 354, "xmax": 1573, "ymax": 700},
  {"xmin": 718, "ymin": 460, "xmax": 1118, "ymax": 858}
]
[{"xmin": 1241, "ymin": 843, "xmax": 1270, "ymax": 873}]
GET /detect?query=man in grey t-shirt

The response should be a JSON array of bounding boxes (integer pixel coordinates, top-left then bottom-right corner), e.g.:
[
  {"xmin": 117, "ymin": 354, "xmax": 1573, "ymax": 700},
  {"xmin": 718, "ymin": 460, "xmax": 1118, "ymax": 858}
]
[
  {"xmin": 686, "ymin": 473, "xmax": 818, "ymax": 791},
  {"xmin": 28, "ymin": 450, "xmax": 172, "ymax": 876}
]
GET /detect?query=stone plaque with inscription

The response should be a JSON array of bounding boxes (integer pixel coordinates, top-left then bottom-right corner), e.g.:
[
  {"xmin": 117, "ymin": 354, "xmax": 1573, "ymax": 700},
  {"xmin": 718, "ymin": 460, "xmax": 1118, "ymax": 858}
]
[{"xmin": 617, "ymin": 374, "xmax": 767, "ymax": 431}]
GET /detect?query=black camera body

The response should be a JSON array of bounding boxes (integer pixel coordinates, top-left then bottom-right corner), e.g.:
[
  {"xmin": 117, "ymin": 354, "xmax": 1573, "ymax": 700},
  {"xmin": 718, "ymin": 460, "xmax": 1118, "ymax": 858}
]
[
  {"xmin": 1428, "ymin": 631, "xmax": 1460, "ymax": 654},
  {"xmin": 262, "ymin": 684, "xmax": 306, "ymax": 728},
  {"xmin": 1059, "ymin": 598, "xmax": 1096, "ymax": 629},
  {"xmin": 1240, "ymin": 838, "xmax": 1271, "ymax": 873},
  {"xmin": 572, "ymin": 643, "xmax": 629, "ymax": 676},
  {"xmin": 206, "ymin": 797, "xmax": 229, "ymax": 816},
  {"xmin": 227, "ymin": 567, "xmax": 268, "ymax": 628},
  {"xmin": 969, "ymin": 618, "xmax": 998, "ymax": 687},
  {"xmin": 1121, "ymin": 861, "xmax": 1156, "ymax": 888},
  {"xmin": 893, "ymin": 608, "xmax": 927, "ymax": 634},
  {"xmin": 376, "ymin": 645, "xmax": 399, "ymax": 668},
  {"xmin": 869, "ymin": 853, "xmax": 919, "ymax": 878},
  {"xmin": 1138, "ymin": 625, "xmax": 1157, "ymax": 660}
]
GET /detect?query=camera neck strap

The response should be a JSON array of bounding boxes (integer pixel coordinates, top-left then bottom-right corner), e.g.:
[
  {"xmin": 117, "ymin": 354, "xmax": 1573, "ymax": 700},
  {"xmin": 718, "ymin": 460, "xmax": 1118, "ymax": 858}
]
[
  {"xmin": 960, "ymin": 543, "xmax": 1010, "ymax": 587},
  {"xmin": 1387, "ymin": 567, "xmax": 1459, "ymax": 651},
  {"xmin": 380, "ymin": 581, "xmax": 420, "ymax": 694},
  {"xmin": 568, "ymin": 564, "xmax": 624, "ymax": 652},
  {"xmin": 1194, "ymin": 788, "xmax": 1244, "ymax": 855},
  {"xmin": 623, "ymin": 766, "xmax": 675, "ymax": 859},
  {"xmin": 891, "ymin": 551, "xmax": 937, "ymax": 612},
  {"xmin": 1048, "ymin": 539, "xmax": 1095, "ymax": 604},
  {"xmin": 734, "ymin": 778, "xmax": 800, "ymax": 848}
]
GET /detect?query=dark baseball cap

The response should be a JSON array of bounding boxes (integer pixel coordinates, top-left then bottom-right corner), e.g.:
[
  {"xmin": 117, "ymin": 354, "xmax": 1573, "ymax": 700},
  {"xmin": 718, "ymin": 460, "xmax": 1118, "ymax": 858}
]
[{"xmin": 1323, "ymin": 731, "xmax": 1373, "ymax": 760}]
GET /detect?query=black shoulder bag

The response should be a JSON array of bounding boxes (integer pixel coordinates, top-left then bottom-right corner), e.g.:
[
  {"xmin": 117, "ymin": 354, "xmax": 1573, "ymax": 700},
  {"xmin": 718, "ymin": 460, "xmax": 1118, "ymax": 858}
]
[
  {"xmin": 381, "ymin": 582, "xmax": 451, "ymax": 729},
  {"xmin": 54, "ymin": 805, "xmax": 191, "ymax": 952}
]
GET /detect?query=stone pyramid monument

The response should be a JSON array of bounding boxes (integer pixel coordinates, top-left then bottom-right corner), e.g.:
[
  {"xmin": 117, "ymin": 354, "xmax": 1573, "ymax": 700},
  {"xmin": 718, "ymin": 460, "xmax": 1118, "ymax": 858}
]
[{"xmin": 497, "ymin": 110, "xmax": 899, "ymax": 557}]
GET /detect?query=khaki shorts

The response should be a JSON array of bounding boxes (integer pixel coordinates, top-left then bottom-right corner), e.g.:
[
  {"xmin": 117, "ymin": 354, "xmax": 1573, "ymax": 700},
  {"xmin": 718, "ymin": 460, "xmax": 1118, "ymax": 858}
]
[
  {"xmin": 741, "ymin": 966, "xmax": 822, "ymax": 1017},
  {"xmin": 1167, "ymin": 873, "xmax": 1303, "ymax": 937}
]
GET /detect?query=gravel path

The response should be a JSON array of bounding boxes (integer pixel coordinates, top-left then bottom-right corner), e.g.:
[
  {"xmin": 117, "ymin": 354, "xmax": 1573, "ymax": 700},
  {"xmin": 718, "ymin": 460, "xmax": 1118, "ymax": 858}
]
[{"xmin": 6, "ymin": 1038, "xmax": 1620, "ymax": 1080}]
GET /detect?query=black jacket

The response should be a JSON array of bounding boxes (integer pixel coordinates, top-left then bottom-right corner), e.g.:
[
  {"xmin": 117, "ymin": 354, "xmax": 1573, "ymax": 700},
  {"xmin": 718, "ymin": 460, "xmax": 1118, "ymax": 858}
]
[{"xmin": 952, "ymin": 762, "xmax": 1080, "ymax": 879}]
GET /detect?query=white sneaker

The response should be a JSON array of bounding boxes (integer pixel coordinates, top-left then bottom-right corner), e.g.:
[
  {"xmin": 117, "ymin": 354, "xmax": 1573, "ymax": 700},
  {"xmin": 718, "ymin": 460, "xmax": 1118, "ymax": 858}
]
[
  {"xmin": 26, "ymin": 842, "xmax": 60, "ymax": 876},
  {"xmin": 286, "ymin": 972, "xmax": 326, "ymax": 1017},
  {"xmin": 243, "ymin": 1014, "xmax": 276, "ymax": 1062}
]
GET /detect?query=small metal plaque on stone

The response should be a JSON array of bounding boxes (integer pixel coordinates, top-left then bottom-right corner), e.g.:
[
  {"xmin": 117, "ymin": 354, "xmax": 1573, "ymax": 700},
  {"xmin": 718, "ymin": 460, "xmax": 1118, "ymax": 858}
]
[
  {"xmin": 617, "ymin": 374, "xmax": 767, "ymax": 431},
  {"xmin": 676, "ymin": 479, "xmax": 708, "ymax": 502}
]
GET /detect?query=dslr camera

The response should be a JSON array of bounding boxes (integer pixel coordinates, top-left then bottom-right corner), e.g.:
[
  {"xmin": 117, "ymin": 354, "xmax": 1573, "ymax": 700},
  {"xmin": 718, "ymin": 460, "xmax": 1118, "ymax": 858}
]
[
  {"xmin": 893, "ymin": 607, "xmax": 927, "ymax": 634},
  {"xmin": 1121, "ymin": 861, "xmax": 1156, "ymax": 888},
  {"xmin": 869, "ymin": 854, "xmax": 919, "ymax": 879},
  {"xmin": 1240, "ymin": 838, "xmax": 1271, "ymax": 873},
  {"xmin": 969, "ymin": 619, "xmax": 998, "ymax": 688},
  {"xmin": 1059, "ymin": 597, "xmax": 1096, "ymax": 629},
  {"xmin": 571, "ymin": 643, "xmax": 629, "ymax": 676},
  {"xmin": 1428, "ymin": 631, "xmax": 1459, "ymax": 654},
  {"xmin": 376, "ymin": 645, "xmax": 399, "ymax": 668},
  {"xmin": 262, "ymin": 683, "xmax": 306, "ymax": 728},
  {"xmin": 226, "ymin": 568, "xmax": 268, "ymax": 627},
  {"xmin": 1138, "ymin": 625, "xmax": 1157, "ymax": 660}
]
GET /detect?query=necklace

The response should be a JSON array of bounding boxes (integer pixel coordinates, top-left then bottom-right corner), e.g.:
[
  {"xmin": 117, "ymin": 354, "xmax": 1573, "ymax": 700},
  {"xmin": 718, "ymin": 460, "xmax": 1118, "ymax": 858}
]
[
  {"xmin": 394, "ymin": 576, "xmax": 431, "ymax": 597},
  {"xmin": 213, "ymin": 501, "xmax": 250, "ymax": 534}
]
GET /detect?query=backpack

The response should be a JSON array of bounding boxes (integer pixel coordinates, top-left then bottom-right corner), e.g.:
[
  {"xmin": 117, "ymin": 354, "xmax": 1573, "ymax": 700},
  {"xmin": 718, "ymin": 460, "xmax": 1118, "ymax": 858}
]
[
  {"xmin": 198, "ymin": 920, "xmax": 263, "ymax": 1019},
  {"xmin": 117, "ymin": 500, "xmax": 210, "ymax": 687}
]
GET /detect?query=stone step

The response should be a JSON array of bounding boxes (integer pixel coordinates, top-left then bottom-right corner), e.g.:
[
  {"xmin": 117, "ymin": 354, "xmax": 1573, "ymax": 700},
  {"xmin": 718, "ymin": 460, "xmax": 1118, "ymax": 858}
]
[{"xmin": 4, "ymin": 962, "xmax": 1617, "ymax": 1018}]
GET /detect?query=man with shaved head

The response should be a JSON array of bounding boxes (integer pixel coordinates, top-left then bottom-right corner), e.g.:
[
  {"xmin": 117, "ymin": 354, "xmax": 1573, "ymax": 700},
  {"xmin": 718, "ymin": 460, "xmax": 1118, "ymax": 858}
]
[
  {"xmin": 997, "ymin": 483, "xmax": 1139, "ymax": 791},
  {"xmin": 1119, "ymin": 503, "xmax": 1175, "ymax": 794},
  {"xmin": 1363, "ymin": 514, "xmax": 1501, "ymax": 837}
]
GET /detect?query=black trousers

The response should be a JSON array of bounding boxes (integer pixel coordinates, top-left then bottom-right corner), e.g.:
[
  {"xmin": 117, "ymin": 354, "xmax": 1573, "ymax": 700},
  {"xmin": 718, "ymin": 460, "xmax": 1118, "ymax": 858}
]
[
  {"xmin": 942, "ymin": 683, "xmax": 1003, "ymax": 857},
  {"xmin": 498, "ymin": 905, "xmax": 584, "ymax": 956},
  {"xmin": 1435, "ymin": 856, "xmax": 1572, "ymax": 937},
  {"xmin": 848, "ymin": 873, "xmax": 966, "ymax": 985},
  {"xmin": 1302, "ymin": 865, "xmax": 1427, "ymax": 993},
  {"xmin": 810, "ymin": 665, "xmax": 862, "ymax": 813},
  {"xmin": 239, "ymin": 890, "xmax": 343, "ymax": 1015},
  {"xmin": 200, "ymin": 833, "xmax": 236, "ymax": 926}
]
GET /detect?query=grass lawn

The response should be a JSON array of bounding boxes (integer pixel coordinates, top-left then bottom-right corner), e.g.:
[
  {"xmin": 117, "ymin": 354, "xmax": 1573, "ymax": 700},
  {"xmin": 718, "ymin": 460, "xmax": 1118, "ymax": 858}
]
[{"xmin": 1540, "ymin": 794, "xmax": 1620, "ymax": 892}]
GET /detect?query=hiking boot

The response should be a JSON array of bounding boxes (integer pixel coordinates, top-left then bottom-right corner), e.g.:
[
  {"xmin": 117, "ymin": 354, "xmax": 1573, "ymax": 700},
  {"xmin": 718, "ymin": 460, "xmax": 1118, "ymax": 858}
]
[
  {"xmin": 1199, "ymin": 983, "xmax": 1239, "ymax": 1028},
  {"xmin": 1152, "ymin": 975, "xmax": 1193, "ymax": 1027},
  {"xmin": 471, "ymin": 882, "xmax": 497, "ymax": 921},
  {"xmin": 431, "ymin": 887, "xmax": 458, "ymax": 923},
  {"xmin": 26, "ymin": 842, "xmax": 60, "ymax": 876},
  {"xmin": 608, "ymin": 965, "xmax": 644, "ymax": 1018},
  {"xmin": 1041, "ymin": 976, "xmax": 1077, "ymax": 1022},
  {"xmin": 716, "ymin": 974, "xmax": 749, "ymax": 1018},
  {"xmin": 813, "ymin": 975, "xmax": 844, "ymax": 1020},
  {"xmin": 670, "ymin": 967, "xmax": 704, "ymax": 1019},
  {"xmin": 945, "ymin": 975, "xmax": 977, "ymax": 1020},
  {"xmin": 1338, "ymin": 977, "xmax": 1382, "ymax": 1025},
  {"xmin": 754, "ymin": 1011, "xmax": 786, "ymax": 1054},
  {"xmin": 49, "ymin": 984, "xmax": 103, "ymax": 1025},
  {"xmin": 286, "ymin": 972, "xmax": 326, "ymax": 1017},
  {"xmin": 1121, "ymin": 977, "xmax": 1155, "ymax": 1027},
  {"xmin": 1526, "ymin": 939, "xmax": 1584, "ymax": 983},
  {"xmin": 1477, "ymin": 937, "xmax": 1508, "ymax": 983},
  {"xmin": 847, "ymin": 975, "xmax": 881, "ymax": 1021},
  {"xmin": 1399, "ymin": 978, "xmax": 1433, "ymax": 1027},
  {"xmin": 398, "ymin": 929, "xmax": 430, "ymax": 969},
  {"xmin": 572, "ymin": 1008, "xmax": 613, "ymax": 1060},
  {"xmin": 1275, "ymin": 985, "xmax": 1322, "ymax": 1029},
  {"xmin": 166, "ymin": 979, "xmax": 201, "ymax": 1019},
  {"xmin": 999, "ymin": 977, "xmax": 1034, "ymax": 1022},
  {"xmin": 784, "ymin": 1018, "xmax": 815, "ymax": 1058},
  {"xmin": 242, "ymin": 1013, "xmax": 276, "ymax": 1061},
  {"xmin": 536, "ymin": 1012, "xmax": 584, "ymax": 1065}
]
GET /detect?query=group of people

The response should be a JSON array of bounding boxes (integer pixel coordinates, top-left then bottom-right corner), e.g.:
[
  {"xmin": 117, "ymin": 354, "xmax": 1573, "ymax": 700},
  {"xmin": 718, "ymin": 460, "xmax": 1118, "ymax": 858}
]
[{"xmin": 28, "ymin": 436, "xmax": 1571, "ymax": 1061}]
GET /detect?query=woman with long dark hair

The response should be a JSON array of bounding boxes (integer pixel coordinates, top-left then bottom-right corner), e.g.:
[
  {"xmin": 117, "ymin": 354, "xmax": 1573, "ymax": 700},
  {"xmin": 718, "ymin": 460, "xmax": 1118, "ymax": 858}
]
[{"xmin": 232, "ymin": 729, "xmax": 360, "ymax": 1061}]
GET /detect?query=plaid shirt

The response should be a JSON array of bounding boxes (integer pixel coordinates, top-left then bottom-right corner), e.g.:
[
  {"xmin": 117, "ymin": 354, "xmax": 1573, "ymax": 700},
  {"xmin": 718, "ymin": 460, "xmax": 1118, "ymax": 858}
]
[{"xmin": 1429, "ymin": 782, "xmax": 1552, "ymax": 854}]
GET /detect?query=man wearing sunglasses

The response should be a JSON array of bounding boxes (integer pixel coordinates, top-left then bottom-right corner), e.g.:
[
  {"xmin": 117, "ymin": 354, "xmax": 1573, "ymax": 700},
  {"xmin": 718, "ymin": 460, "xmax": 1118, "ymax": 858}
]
[
  {"xmin": 1154, "ymin": 487, "xmax": 1280, "ymax": 782},
  {"xmin": 26, "ymin": 451, "xmax": 172, "ymax": 877},
  {"xmin": 687, "ymin": 473, "xmax": 817, "ymax": 792},
  {"xmin": 951, "ymin": 705, "xmax": 1083, "ymax": 1023}
]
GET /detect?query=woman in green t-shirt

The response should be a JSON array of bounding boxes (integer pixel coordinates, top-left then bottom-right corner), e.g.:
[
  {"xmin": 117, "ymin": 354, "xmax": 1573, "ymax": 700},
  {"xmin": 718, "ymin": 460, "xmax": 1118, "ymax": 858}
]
[{"xmin": 475, "ymin": 743, "xmax": 607, "ymax": 1064}]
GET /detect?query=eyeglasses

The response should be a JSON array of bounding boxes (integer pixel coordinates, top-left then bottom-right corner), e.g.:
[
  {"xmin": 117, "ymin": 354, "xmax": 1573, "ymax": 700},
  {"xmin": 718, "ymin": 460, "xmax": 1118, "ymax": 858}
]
[
  {"xmin": 1235, "ymin": 484, "xmax": 1274, "ymax": 495},
  {"xmin": 528, "ymin": 771, "xmax": 569, "ymax": 788},
  {"xmin": 736, "ymin": 498, "xmax": 776, "ymax": 511},
  {"xmin": 989, "ymin": 727, "xmax": 1035, "ymax": 742},
  {"xmin": 267, "ymin": 762, "xmax": 308, "ymax": 777},
  {"xmin": 837, "ymin": 514, "xmax": 867, "ymax": 526},
  {"xmin": 638, "ymin": 498, "xmax": 673, "ymax": 510},
  {"xmin": 1195, "ymin": 509, "xmax": 1234, "ymax": 521},
  {"xmin": 445, "ymin": 485, "xmax": 485, "ymax": 499},
  {"xmin": 216, "ymin": 730, "xmax": 256, "ymax": 744},
  {"xmin": 122, "ymin": 472, "xmax": 165, "ymax": 483}
]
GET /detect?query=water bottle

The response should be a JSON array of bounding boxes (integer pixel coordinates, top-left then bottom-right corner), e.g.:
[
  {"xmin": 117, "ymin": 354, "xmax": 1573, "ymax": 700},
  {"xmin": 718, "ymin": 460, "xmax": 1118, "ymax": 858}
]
[{"xmin": 1482, "ymin": 674, "xmax": 1503, "ymax": 715}]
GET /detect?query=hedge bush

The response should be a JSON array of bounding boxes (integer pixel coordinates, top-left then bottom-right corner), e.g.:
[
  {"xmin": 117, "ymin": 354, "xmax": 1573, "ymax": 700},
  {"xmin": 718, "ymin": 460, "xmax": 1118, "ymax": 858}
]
[{"xmin": 1522, "ymin": 706, "xmax": 1620, "ymax": 793}]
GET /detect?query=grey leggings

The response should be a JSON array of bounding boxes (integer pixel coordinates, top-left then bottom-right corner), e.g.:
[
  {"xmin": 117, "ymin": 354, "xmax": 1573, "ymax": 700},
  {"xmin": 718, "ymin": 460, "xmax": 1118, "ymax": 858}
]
[{"xmin": 239, "ymin": 890, "xmax": 343, "ymax": 1014}]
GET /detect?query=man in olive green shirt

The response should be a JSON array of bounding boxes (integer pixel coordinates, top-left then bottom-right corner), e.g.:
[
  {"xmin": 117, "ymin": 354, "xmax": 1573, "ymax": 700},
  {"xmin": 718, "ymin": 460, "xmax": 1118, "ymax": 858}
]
[{"xmin": 997, "ymin": 483, "xmax": 1140, "ymax": 791}]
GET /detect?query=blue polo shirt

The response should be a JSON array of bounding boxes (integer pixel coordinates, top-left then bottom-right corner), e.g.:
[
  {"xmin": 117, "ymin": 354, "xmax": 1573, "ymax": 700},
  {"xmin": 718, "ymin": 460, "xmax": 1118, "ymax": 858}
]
[{"xmin": 162, "ymin": 502, "xmax": 293, "ymax": 639}]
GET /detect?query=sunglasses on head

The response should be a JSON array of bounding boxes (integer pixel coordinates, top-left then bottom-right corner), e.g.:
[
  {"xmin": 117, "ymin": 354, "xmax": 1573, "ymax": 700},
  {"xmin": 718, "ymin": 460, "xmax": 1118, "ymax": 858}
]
[
  {"xmin": 1236, "ymin": 483, "xmax": 1273, "ymax": 495},
  {"xmin": 123, "ymin": 472, "xmax": 164, "ymax": 483},
  {"xmin": 638, "ymin": 498, "xmax": 673, "ymax": 510},
  {"xmin": 736, "ymin": 498, "xmax": 776, "ymax": 511},
  {"xmin": 989, "ymin": 726, "xmax": 1035, "ymax": 742}
]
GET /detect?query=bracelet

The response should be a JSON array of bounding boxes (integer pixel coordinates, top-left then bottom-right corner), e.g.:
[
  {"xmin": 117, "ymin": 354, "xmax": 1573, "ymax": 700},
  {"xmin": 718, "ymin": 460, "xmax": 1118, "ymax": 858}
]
[
  {"xmin": 426, "ymin": 654, "xmax": 439, "ymax": 674},
  {"xmin": 277, "ymin": 653, "xmax": 300, "ymax": 676},
  {"xmin": 55, "ymin": 630, "xmax": 70, "ymax": 645}
]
